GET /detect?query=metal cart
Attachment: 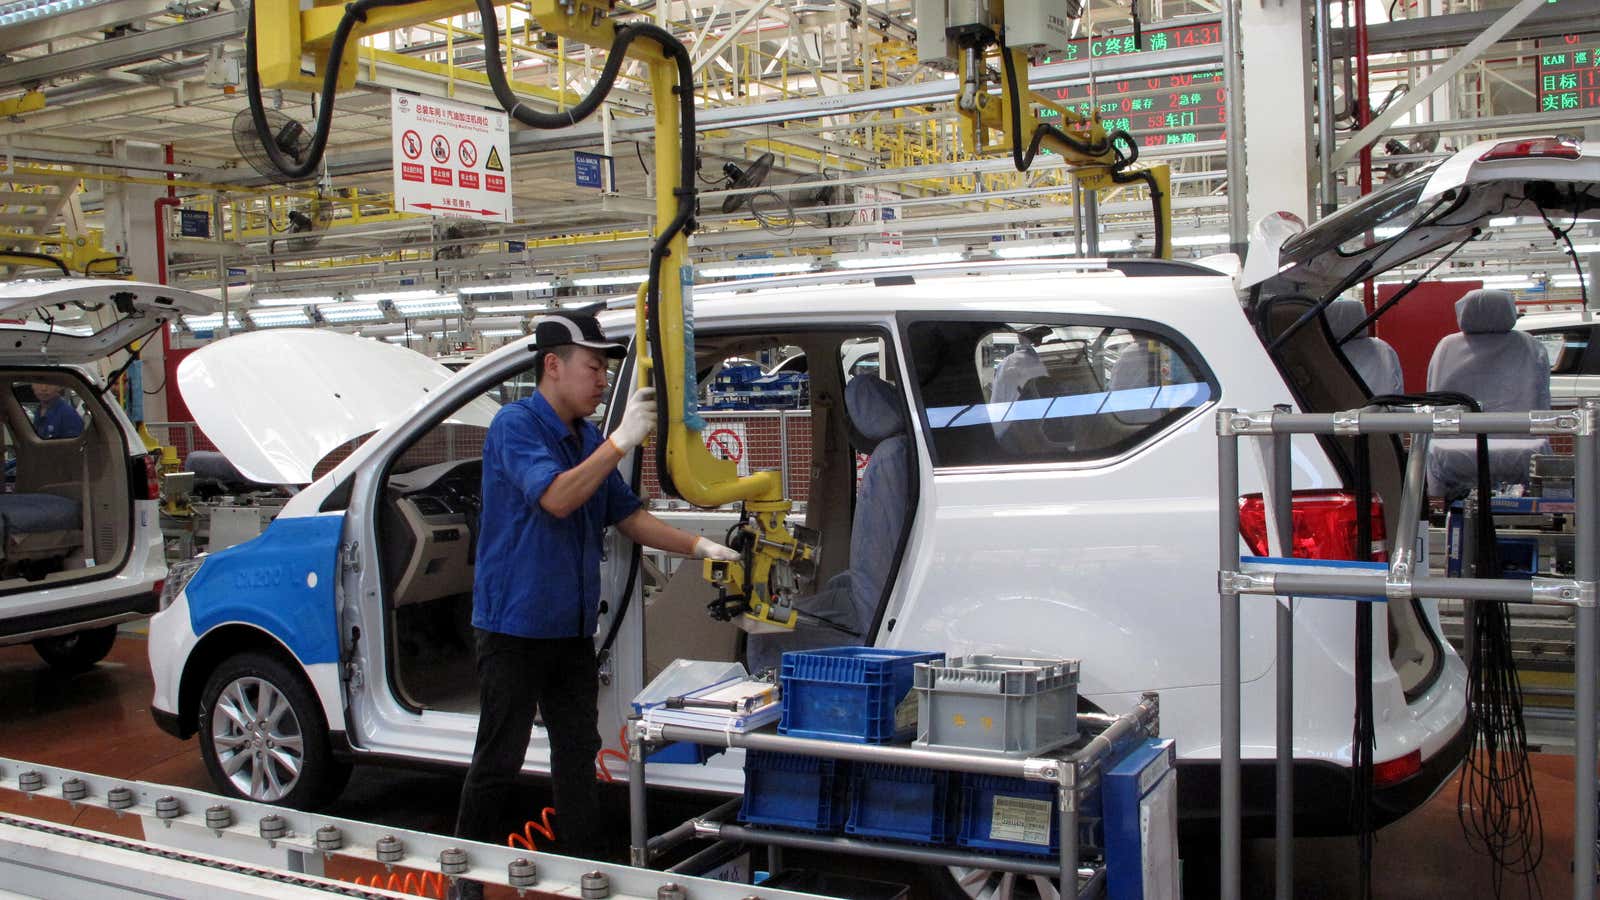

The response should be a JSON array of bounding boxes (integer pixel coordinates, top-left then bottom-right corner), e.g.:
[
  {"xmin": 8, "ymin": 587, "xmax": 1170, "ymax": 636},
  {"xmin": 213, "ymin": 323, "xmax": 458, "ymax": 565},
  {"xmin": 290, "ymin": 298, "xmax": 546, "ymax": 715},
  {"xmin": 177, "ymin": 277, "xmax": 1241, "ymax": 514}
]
[{"xmin": 624, "ymin": 693, "xmax": 1161, "ymax": 899}]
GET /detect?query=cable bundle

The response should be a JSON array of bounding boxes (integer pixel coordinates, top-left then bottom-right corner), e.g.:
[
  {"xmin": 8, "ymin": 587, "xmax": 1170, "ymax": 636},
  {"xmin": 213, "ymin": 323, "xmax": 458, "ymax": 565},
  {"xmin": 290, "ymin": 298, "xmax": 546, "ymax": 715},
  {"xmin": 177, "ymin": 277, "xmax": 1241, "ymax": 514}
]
[
  {"xmin": 1458, "ymin": 597, "xmax": 1544, "ymax": 898},
  {"xmin": 1457, "ymin": 421, "xmax": 1543, "ymax": 899}
]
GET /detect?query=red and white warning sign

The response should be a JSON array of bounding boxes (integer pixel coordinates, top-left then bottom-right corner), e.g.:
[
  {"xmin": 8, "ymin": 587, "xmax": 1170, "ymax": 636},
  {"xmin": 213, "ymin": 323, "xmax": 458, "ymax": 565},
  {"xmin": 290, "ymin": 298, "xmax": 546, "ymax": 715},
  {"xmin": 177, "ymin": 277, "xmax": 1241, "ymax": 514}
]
[
  {"xmin": 704, "ymin": 424, "xmax": 749, "ymax": 476},
  {"xmin": 391, "ymin": 91, "xmax": 512, "ymax": 223}
]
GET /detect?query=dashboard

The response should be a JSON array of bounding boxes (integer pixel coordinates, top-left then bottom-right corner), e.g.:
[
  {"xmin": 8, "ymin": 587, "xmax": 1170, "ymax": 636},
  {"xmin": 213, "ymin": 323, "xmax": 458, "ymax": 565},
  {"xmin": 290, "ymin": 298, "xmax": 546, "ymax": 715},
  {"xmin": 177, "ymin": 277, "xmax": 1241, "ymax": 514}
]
[{"xmin": 386, "ymin": 458, "xmax": 481, "ymax": 608}]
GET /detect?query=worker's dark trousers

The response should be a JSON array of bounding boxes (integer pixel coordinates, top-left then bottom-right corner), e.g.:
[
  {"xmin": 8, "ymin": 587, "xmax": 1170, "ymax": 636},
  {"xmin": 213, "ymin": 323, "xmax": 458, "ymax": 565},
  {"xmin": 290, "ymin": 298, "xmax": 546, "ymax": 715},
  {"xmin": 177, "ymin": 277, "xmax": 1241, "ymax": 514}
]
[{"xmin": 454, "ymin": 631, "xmax": 602, "ymax": 855}]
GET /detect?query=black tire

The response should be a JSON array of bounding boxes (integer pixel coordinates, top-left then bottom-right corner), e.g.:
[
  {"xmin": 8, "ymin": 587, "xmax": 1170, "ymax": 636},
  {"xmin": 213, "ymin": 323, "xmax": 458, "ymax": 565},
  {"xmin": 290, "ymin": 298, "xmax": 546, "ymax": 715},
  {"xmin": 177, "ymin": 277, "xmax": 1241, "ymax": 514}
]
[
  {"xmin": 197, "ymin": 651, "xmax": 350, "ymax": 810},
  {"xmin": 32, "ymin": 624, "xmax": 118, "ymax": 673}
]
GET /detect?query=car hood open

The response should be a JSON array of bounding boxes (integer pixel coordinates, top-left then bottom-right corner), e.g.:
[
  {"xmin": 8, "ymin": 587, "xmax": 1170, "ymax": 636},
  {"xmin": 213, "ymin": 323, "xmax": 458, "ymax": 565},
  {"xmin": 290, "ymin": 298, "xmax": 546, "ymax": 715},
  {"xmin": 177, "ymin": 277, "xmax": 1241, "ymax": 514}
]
[
  {"xmin": 177, "ymin": 329, "xmax": 500, "ymax": 484},
  {"xmin": 1244, "ymin": 137, "xmax": 1600, "ymax": 300},
  {"xmin": 0, "ymin": 278, "xmax": 215, "ymax": 365}
]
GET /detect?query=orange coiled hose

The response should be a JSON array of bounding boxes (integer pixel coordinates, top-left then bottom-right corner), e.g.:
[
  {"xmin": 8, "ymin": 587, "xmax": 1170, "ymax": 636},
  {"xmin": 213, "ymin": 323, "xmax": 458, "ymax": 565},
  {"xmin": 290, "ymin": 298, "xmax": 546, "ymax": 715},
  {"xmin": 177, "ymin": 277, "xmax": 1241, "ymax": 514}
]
[
  {"xmin": 349, "ymin": 869, "xmax": 446, "ymax": 898},
  {"xmin": 596, "ymin": 724, "xmax": 631, "ymax": 783},
  {"xmin": 507, "ymin": 805, "xmax": 558, "ymax": 851}
]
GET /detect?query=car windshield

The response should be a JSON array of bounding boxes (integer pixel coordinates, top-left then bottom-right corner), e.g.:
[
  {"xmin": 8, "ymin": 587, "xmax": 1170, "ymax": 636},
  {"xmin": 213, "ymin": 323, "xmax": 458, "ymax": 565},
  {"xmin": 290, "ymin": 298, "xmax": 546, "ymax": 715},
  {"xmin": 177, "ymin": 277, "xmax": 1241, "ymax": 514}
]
[{"xmin": 1280, "ymin": 164, "xmax": 1439, "ymax": 260}]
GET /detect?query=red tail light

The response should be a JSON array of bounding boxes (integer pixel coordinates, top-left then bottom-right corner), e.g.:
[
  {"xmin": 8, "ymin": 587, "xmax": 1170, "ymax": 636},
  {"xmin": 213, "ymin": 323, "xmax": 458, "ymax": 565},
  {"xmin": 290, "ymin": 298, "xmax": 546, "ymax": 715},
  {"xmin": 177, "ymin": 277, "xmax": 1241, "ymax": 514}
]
[
  {"xmin": 1239, "ymin": 491, "xmax": 1386, "ymax": 561},
  {"xmin": 1371, "ymin": 749, "xmax": 1422, "ymax": 787},
  {"xmin": 143, "ymin": 454, "xmax": 160, "ymax": 501},
  {"xmin": 1478, "ymin": 137, "xmax": 1581, "ymax": 162}
]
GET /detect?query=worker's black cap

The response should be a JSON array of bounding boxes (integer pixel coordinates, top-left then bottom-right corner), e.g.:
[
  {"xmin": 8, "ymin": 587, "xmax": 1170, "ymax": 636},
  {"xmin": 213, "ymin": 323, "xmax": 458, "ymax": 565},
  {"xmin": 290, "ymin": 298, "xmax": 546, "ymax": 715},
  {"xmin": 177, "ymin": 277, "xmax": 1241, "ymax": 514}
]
[{"xmin": 534, "ymin": 309, "xmax": 626, "ymax": 359}]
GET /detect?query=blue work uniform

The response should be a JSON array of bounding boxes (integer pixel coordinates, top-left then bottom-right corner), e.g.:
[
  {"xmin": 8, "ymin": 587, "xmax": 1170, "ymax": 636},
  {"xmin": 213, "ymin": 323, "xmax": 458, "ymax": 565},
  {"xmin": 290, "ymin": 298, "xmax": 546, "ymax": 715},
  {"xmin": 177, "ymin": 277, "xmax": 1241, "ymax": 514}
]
[
  {"xmin": 471, "ymin": 390, "xmax": 641, "ymax": 639},
  {"xmin": 36, "ymin": 396, "xmax": 83, "ymax": 440}
]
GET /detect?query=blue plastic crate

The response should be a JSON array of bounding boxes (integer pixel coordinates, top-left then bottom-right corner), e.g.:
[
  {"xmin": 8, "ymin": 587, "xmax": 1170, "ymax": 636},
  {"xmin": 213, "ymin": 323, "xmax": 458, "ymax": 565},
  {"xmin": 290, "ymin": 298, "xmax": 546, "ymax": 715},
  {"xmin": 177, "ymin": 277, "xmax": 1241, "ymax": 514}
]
[
  {"xmin": 1497, "ymin": 535, "xmax": 1539, "ymax": 579},
  {"xmin": 739, "ymin": 751, "xmax": 848, "ymax": 833},
  {"xmin": 846, "ymin": 763, "xmax": 953, "ymax": 844},
  {"xmin": 779, "ymin": 647, "xmax": 945, "ymax": 744},
  {"xmin": 956, "ymin": 773, "xmax": 1104, "ymax": 858},
  {"xmin": 956, "ymin": 774, "xmax": 1060, "ymax": 858}
]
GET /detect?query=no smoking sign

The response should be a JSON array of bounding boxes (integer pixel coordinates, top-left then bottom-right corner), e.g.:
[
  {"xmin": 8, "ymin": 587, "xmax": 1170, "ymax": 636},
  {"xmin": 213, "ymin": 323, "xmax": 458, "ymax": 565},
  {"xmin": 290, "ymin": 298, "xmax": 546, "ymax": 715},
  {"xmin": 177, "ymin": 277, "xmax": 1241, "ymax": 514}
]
[{"xmin": 704, "ymin": 424, "xmax": 749, "ymax": 476}]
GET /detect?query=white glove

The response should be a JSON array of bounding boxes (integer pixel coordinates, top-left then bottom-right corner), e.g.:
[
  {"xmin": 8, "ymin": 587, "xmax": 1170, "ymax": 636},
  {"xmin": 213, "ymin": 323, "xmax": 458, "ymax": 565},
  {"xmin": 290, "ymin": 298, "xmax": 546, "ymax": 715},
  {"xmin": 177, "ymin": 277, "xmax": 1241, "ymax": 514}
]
[
  {"xmin": 693, "ymin": 536, "xmax": 741, "ymax": 561},
  {"xmin": 608, "ymin": 387, "xmax": 656, "ymax": 453}
]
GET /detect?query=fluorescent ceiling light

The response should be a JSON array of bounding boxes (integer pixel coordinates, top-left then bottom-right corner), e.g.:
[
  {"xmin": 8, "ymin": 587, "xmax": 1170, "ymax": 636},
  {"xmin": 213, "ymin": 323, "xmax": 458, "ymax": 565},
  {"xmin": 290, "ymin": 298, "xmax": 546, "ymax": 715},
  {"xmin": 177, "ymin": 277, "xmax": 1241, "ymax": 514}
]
[
  {"xmin": 394, "ymin": 297, "xmax": 464, "ymax": 316},
  {"xmin": 571, "ymin": 271, "xmax": 649, "ymax": 287},
  {"xmin": 1572, "ymin": 243, "xmax": 1600, "ymax": 254},
  {"xmin": 353, "ymin": 288, "xmax": 447, "ymax": 303},
  {"xmin": 473, "ymin": 302, "xmax": 549, "ymax": 313},
  {"xmin": 183, "ymin": 312, "xmax": 241, "ymax": 332},
  {"xmin": 317, "ymin": 302, "xmax": 386, "ymax": 323},
  {"xmin": 383, "ymin": 335, "xmax": 414, "ymax": 343},
  {"xmin": 1171, "ymin": 234, "xmax": 1229, "ymax": 247},
  {"xmin": 699, "ymin": 257, "xmax": 817, "ymax": 278},
  {"xmin": 478, "ymin": 328, "xmax": 525, "ymax": 337},
  {"xmin": 459, "ymin": 280, "xmax": 554, "ymax": 295},
  {"xmin": 1489, "ymin": 217, "xmax": 1521, "ymax": 228},
  {"xmin": 254, "ymin": 294, "xmax": 335, "ymax": 307},
  {"xmin": 248, "ymin": 309, "xmax": 312, "ymax": 328},
  {"xmin": 994, "ymin": 241, "xmax": 1075, "ymax": 259},
  {"xmin": 835, "ymin": 250, "xmax": 966, "ymax": 269}
]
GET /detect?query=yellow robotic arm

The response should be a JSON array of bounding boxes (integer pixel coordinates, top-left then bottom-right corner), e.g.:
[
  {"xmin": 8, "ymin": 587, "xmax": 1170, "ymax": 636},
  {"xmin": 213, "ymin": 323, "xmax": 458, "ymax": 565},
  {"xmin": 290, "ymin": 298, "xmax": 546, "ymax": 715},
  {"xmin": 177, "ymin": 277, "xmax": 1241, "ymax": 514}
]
[
  {"xmin": 249, "ymin": 0, "xmax": 815, "ymax": 632},
  {"xmin": 923, "ymin": 0, "xmax": 1173, "ymax": 258}
]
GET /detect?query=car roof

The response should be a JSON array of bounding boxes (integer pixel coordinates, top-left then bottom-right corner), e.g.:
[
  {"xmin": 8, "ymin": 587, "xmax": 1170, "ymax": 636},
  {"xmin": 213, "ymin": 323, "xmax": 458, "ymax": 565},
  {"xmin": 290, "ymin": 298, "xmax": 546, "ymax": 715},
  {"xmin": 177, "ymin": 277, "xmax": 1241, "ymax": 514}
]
[{"xmin": 590, "ymin": 268, "xmax": 1236, "ymax": 335}]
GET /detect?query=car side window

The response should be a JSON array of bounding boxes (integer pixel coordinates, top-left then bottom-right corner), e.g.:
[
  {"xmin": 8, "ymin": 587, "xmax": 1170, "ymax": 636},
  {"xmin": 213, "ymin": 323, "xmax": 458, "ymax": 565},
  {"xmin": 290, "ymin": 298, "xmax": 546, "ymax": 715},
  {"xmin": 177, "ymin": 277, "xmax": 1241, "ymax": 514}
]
[
  {"xmin": 16, "ymin": 382, "xmax": 86, "ymax": 440},
  {"xmin": 908, "ymin": 320, "xmax": 1215, "ymax": 468},
  {"xmin": 1531, "ymin": 328, "xmax": 1589, "ymax": 375}
]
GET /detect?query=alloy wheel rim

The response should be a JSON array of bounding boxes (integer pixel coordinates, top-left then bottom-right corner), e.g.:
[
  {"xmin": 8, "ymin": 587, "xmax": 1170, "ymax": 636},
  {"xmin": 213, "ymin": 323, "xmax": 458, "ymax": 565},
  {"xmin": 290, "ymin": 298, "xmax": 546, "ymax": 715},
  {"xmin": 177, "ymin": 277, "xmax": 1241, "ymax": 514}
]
[{"xmin": 211, "ymin": 676, "xmax": 304, "ymax": 802}]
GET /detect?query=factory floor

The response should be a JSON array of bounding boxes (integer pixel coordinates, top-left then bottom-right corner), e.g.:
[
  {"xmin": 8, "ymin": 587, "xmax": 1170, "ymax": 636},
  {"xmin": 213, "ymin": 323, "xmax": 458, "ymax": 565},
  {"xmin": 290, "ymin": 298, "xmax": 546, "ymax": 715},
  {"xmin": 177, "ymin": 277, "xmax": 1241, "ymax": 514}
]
[{"xmin": 0, "ymin": 631, "xmax": 1588, "ymax": 899}]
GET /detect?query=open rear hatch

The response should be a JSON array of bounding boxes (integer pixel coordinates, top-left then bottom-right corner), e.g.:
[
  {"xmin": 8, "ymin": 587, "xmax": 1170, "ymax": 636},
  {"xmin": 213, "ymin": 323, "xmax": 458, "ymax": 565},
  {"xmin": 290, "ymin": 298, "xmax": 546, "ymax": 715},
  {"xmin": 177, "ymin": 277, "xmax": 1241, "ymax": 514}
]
[
  {"xmin": 0, "ymin": 279, "xmax": 215, "ymax": 599},
  {"xmin": 1241, "ymin": 136, "xmax": 1600, "ymax": 700}
]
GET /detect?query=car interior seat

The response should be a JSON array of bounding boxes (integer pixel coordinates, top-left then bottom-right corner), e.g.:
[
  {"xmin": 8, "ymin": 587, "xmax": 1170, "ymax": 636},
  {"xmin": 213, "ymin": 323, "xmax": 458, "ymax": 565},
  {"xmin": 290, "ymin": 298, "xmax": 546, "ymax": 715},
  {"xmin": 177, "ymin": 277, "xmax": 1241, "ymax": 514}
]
[
  {"xmin": 1425, "ymin": 289, "xmax": 1551, "ymax": 498},
  {"xmin": 1325, "ymin": 298, "xmax": 1406, "ymax": 397},
  {"xmin": 746, "ymin": 372, "xmax": 911, "ymax": 674}
]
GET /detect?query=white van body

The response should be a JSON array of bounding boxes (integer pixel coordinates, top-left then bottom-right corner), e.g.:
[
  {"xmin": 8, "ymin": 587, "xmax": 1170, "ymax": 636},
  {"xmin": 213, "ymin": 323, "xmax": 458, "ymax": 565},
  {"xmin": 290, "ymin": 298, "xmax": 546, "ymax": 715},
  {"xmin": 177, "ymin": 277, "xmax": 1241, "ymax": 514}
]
[{"xmin": 149, "ymin": 261, "xmax": 1469, "ymax": 832}]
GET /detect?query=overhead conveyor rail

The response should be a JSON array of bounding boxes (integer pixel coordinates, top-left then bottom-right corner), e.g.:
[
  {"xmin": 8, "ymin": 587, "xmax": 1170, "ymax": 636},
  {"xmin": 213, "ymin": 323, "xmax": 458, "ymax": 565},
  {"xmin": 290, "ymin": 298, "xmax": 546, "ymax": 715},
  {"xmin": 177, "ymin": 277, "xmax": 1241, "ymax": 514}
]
[
  {"xmin": 0, "ymin": 756, "xmax": 825, "ymax": 899},
  {"xmin": 1212, "ymin": 401, "xmax": 1600, "ymax": 900}
]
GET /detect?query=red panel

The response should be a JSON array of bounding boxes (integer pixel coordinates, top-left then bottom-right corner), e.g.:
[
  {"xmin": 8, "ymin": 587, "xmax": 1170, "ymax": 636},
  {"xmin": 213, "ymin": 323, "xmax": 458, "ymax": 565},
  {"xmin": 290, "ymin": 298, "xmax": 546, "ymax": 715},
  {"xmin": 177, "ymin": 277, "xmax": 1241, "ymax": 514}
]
[
  {"xmin": 1372, "ymin": 281, "xmax": 1478, "ymax": 393},
  {"xmin": 163, "ymin": 345, "xmax": 199, "ymax": 423}
]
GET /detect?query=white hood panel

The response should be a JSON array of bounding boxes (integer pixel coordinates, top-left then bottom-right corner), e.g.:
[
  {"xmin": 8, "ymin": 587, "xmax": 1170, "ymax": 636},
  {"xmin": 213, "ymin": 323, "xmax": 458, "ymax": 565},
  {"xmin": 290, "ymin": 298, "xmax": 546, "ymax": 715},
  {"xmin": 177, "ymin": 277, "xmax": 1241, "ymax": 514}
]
[
  {"xmin": 0, "ymin": 279, "xmax": 216, "ymax": 365},
  {"xmin": 178, "ymin": 330, "xmax": 499, "ymax": 484}
]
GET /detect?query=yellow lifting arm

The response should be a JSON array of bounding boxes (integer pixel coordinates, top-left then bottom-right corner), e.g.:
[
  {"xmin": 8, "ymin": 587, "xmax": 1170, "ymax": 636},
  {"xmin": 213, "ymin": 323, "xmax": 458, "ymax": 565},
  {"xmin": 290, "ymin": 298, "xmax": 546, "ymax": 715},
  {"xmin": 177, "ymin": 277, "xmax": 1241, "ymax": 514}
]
[
  {"xmin": 248, "ymin": 0, "xmax": 815, "ymax": 633},
  {"xmin": 943, "ymin": 5, "xmax": 1173, "ymax": 258}
]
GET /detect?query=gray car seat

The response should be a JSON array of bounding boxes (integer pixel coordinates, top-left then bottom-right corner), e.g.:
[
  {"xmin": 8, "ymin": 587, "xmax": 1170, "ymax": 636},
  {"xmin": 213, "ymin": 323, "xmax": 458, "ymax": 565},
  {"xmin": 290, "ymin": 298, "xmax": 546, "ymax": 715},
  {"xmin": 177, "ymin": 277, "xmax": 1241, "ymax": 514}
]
[
  {"xmin": 1426, "ymin": 289, "xmax": 1550, "ymax": 498},
  {"xmin": 746, "ymin": 373, "xmax": 911, "ymax": 674},
  {"xmin": 1325, "ymin": 298, "xmax": 1405, "ymax": 397}
]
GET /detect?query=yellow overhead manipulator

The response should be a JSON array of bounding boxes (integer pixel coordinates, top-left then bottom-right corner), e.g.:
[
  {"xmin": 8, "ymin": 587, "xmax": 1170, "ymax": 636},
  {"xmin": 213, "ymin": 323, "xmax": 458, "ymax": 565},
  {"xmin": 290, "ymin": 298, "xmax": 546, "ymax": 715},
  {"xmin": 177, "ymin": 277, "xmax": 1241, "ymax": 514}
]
[
  {"xmin": 246, "ymin": 0, "xmax": 815, "ymax": 633},
  {"xmin": 919, "ymin": 0, "xmax": 1173, "ymax": 258}
]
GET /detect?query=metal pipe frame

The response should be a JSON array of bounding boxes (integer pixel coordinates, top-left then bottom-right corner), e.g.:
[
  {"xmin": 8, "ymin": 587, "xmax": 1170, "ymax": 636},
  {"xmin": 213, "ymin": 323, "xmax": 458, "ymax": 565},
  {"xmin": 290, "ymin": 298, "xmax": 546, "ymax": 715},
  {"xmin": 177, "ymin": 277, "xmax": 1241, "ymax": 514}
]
[
  {"xmin": 1217, "ymin": 409, "xmax": 1243, "ymax": 900},
  {"xmin": 1271, "ymin": 407, "xmax": 1293, "ymax": 900},
  {"xmin": 1216, "ymin": 403, "xmax": 1600, "ymax": 900},
  {"xmin": 633, "ymin": 697, "xmax": 1160, "ymax": 892}
]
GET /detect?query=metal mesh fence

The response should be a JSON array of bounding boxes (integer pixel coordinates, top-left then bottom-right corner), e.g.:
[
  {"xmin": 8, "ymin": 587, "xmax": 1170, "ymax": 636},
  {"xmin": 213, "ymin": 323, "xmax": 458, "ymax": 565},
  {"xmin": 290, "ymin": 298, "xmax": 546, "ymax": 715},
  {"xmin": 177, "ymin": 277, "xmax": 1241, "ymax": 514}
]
[{"xmin": 641, "ymin": 410, "xmax": 813, "ymax": 507}]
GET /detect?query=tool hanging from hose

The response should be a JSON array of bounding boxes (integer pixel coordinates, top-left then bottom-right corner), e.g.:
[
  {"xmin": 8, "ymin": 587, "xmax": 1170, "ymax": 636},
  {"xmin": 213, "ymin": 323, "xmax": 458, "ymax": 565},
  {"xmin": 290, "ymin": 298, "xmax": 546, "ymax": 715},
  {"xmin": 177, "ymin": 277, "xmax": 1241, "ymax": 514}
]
[
  {"xmin": 916, "ymin": 1, "xmax": 1173, "ymax": 258},
  {"xmin": 244, "ymin": 0, "xmax": 818, "ymax": 634}
]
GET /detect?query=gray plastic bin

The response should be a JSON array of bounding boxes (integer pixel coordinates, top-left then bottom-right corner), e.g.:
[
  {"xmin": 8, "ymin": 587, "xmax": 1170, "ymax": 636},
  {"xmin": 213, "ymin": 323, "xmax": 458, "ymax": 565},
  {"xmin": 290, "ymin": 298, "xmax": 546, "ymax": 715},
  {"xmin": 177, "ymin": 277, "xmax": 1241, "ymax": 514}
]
[{"xmin": 912, "ymin": 655, "xmax": 1080, "ymax": 758}]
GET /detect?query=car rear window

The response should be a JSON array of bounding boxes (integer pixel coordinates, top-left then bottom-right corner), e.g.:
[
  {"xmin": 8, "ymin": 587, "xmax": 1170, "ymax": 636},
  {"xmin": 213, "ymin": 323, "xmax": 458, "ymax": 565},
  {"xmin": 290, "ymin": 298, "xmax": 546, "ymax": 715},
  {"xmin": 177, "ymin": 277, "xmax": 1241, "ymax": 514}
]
[{"xmin": 908, "ymin": 319, "xmax": 1216, "ymax": 468}]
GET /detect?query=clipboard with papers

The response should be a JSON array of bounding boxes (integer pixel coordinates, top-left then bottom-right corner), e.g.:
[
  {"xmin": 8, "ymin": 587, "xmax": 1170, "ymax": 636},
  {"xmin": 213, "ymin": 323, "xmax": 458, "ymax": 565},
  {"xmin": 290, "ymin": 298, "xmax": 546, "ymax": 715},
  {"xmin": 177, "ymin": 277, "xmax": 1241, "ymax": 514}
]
[{"xmin": 637, "ymin": 676, "xmax": 781, "ymax": 732}]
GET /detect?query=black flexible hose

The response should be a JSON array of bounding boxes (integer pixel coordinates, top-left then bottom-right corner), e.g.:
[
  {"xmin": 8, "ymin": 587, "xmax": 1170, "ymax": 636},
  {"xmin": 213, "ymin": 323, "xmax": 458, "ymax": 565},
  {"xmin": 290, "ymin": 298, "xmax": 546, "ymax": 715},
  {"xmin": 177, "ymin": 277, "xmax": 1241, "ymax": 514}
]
[
  {"xmin": 244, "ymin": 0, "xmax": 416, "ymax": 181},
  {"xmin": 478, "ymin": 0, "xmax": 639, "ymax": 130},
  {"xmin": 995, "ymin": 34, "xmax": 1160, "ymax": 254}
]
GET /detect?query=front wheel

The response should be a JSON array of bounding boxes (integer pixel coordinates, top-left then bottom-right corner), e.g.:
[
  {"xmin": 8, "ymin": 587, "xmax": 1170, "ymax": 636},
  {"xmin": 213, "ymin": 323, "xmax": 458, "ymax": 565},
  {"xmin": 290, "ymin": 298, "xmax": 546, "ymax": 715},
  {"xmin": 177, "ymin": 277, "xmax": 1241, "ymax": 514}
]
[
  {"xmin": 197, "ymin": 651, "xmax": 349, "ymax": 809},
  {"xmin": 32, "ymin": 624, "xmax": 118, "ymax": 673}
]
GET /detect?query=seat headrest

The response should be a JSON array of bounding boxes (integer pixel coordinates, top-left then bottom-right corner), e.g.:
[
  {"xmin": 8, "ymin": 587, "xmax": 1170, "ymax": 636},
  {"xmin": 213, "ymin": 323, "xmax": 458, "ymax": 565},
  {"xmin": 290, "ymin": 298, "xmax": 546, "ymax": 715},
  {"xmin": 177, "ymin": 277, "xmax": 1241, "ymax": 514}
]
[
  {"xmin": 846, "ymin": 373, "xmax": 905, "ymax": 449},
  {"xmin": 1456, "ymin": 289, "xmax": 1518, "ymax": 334},
  {"xmin": 1324, "ymin": 298, "xmax": 1369, "ymax": 340}
]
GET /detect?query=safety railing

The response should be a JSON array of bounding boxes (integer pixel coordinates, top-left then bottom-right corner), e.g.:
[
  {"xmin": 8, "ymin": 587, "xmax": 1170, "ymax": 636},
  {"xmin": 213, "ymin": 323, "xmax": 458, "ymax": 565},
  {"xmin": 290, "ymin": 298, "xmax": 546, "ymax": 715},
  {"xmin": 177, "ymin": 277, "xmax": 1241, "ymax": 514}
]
[{"xmin": 1215, "ymin": 400, "xmax": 1598, "ymax": 900}]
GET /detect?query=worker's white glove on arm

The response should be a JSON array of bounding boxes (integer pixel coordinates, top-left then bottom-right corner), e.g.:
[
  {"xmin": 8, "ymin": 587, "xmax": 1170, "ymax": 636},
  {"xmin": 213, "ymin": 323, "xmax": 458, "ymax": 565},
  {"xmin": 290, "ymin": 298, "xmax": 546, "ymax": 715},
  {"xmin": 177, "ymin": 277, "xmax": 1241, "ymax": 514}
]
[
  {"xmin": 608, "ymin": 387, "xmax": 656, "ymax": 453},
  {"xmin": 693, "ymin": 537, "xmax": 741, "ymax": 561}
]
